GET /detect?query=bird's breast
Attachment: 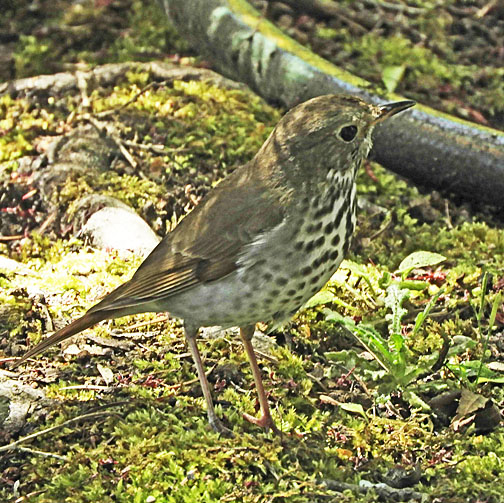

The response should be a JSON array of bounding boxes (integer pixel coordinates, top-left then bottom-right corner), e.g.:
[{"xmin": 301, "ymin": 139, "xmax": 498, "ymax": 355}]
[{"xmin": 158, "ymin": 175, "xmax": 357, "ymax": 329}]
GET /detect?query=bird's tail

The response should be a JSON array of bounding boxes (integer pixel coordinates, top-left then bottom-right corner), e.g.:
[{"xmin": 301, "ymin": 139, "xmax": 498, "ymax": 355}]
[{"xmin": 11, "ymin": 310, "xmax": 112, "ymax": 369}]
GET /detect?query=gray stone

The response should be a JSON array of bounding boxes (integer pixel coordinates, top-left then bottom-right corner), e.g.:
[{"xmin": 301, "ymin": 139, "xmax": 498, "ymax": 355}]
[{"xmin": 80, "ymin": 206, "xmax": 160, "ymax": 256}]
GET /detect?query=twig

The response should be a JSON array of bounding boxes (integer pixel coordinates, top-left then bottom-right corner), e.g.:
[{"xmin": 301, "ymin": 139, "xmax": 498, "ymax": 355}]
[
  {"xmin": 59, "ymin": 385, "xmax": 114, "ymax": 391},
  {"xmin": 76, "ymin": 70, "xmax": 91, "ymax": 111},
  {"xmin": 85, "ymin": 115, "xmax": 138, "ymax": 169},
  {"xmin": 321, "ymin": 478, "xmax": 426, "ymax": 501},
  {"xmin": 475, "ymin": 0, "xmax": 497, "ymax": 18},
  {"xmin": 122, "ymin": 139, "xmax": 171, "ymax": 155},
  {"xmin": 370, "ymin": 0, "xmax": 425, "ymax": 15},
  {"xmin": 0, "ymin": 235, "xmax": 23, "ymax": 241},
  {"xmin": 37, "ymin": 211, "xmax": 58, "ymax": 237},
  {"xmin": 164, "ymin": 363, "xmax": 218, "ymax": 391},
  {"xmin": 368, "ymin": 211, "xmax": 392, "ymax": 240},
  {"xmin": 116, "ymin": 140, "xmax": 138, "ymax": 169},
  {"xmin": 95, "ymin": 81, "xmax": 160, "ymax": 118},
  {"xmin": 16, "ymin": 446, "xmax": 67, "ymax": 461},
  {"xmin": 0, "ymin": 365, "xmax": 19, "ymax": 377},
  {"xmin": 267, "ymin": 0, "xmax": 369, "ymax": 34},
  {"xmin": 444, "ymin": 200, "xmax": 453, "ymax": 230},
  {"xmin": 253, "ymin": 349, "xmax": 278, "ymax": 364},
  {"xmin": 306, "ymin": 372, "xmax": 329, "ymax": 392},
  {"xmin": 431, "ymin": 331, "xmax": 450, "ymax": 373}
]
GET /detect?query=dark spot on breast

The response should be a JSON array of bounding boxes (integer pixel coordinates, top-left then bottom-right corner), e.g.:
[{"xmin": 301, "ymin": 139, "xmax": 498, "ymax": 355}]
[
  {"xmin": 343, "ymin": 237, "xmax": 352, "ymax": 255},
  {"xmin": 306, "ymin": 221, "xmax": 323, "ymax": 234},
  {"xmin": 314, "ymin": 204, "xmax": 332, "ymax": 219},
  {"xmin": 301, "ymin": 196, "xmax": 310, "ymax": 206},
  {"xmin": 306, "ymin": 235, "xmax": 326, "ymax": 253},
  {"xmin": 334, "ymin": 198, "xmax": 349, "ymax": 225},
  {"xmin": 301, "ymin": 266, "xmax": 312, "ymax": 276},
  {"xmin": 345, "ymin": 206, "xmax": 354, "ymax": 233},
  {"xmin": 305, "ymin": 240, "xmax": 315, "ymax": 253}
]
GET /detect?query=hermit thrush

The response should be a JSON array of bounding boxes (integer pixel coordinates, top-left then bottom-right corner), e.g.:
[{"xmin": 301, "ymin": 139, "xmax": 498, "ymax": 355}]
[{"xmin": 13, "ymin": 95, "xmax": 414, "ymax": 434}]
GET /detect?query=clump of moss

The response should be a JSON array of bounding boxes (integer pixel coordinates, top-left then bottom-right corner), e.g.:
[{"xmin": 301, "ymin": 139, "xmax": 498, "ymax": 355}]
[
  {"xmin": 0, "ymin": 95, "xmax": 62, "ymax": 162},
  {"xmin": 9, "ymin": 0, "xmax": 189, "ymax": 80}
]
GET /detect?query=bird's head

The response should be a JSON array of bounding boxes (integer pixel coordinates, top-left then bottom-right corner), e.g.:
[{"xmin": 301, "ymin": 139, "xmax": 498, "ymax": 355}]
[{"xmin": 257, "ymin": 95, "xmax": 414, "ymax": 188}]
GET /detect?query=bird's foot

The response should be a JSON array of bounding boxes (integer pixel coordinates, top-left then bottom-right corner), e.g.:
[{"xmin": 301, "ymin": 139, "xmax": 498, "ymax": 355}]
[
  {"xmin": 208, "ymin": 416, "xmax": 234, "ymax": 438},
  {"xmin": 242, "ymin": 411, "xmax": 282, "ymax": 436}
]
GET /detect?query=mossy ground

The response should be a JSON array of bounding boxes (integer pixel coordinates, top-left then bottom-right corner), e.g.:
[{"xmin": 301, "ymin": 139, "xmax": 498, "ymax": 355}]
[{"xmin": 1, "ymin": 1, "xmax": 503, "ymax": 502}]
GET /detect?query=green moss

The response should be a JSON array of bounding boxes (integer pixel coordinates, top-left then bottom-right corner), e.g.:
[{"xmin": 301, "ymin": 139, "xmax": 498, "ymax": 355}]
[
  {"xmin": 8, "ymin": 0, "xmax": 188, "ymax": 80},
  {"xmin": 104, "ymin": 0, "xmax": 189, "ymax": 64},
  {"xmin": 345, "ymin": 34, "xmax": 453, "ymax": 87},
  {"xmin": 0, "ymin": 290, "xmax": 35, "ymax": 337},
  {"xmin": 354, "ymin": 164, "xmax": 504, "ymax": 272},
  {"xmin": 14, "ymin": 35, "xmax": 54, "ymax": 78},
  {"xmin": 338, "ymin": 31, "xmax": 504, "ymax": 121},
  {"xmin": 35, "ymin": 78, "xmax": 280, "ymax": 228},
  {"xmin": 0, "ymin": 95, "xmax": 61, "ymax": 162},
  {"xmin": 426, "ymin": 432, "xmax": 504, "ymax": 501}
]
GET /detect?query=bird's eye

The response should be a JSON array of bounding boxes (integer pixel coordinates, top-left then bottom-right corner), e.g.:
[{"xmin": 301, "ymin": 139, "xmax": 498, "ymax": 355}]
[{"xmin": 339, "ymin": 125, "xmax": 358, "ymax": 142}]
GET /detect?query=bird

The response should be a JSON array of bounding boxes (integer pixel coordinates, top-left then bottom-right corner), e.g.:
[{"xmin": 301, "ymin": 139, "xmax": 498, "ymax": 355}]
[{"xmin": 12, "ymin": 94, "xmax": 415, "ymax": 435}]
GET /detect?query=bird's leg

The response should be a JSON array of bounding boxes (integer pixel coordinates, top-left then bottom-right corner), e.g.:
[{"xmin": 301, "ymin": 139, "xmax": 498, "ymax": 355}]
[
  {"xmin": 184, "ymin": 323, "xmax": 233, "ymax": 436},
  {"xmin": 239, "ymin": 325, "xmax": 281, "ymax": 435}
]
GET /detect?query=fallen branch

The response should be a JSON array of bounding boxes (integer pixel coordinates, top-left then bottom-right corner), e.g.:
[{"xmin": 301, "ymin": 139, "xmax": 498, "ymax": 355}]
[
  {"xmin": 160, "ymin": 0, "xmax": 504, "ymax": 207},
  {"xmin": 0, "ymin": 61, "xmax": 247, "ymax": 97}
]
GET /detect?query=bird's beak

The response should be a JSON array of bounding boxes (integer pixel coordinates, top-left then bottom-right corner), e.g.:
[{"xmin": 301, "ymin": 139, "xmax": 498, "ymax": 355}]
[{"xmin": 373, "ymin": 100, "xmax": 415, "ymax": 124}]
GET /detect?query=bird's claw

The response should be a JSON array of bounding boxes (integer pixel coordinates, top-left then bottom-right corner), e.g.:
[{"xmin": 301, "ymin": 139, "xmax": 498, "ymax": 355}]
[
  {"xmin": 209, "ymin": 416, "xmax": 234, "ymax": 438},
  {"xmin": 242, "ymin": 411, "xmax": 282, "ymax": 436}
]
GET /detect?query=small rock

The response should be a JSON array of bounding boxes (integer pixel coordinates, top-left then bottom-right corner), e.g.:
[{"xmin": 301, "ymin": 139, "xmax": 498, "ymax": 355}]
[
  {"xmin": 81, "ymin": 206, "xmax": 160, "ymax": 256},
  {"xmin": 0, "ymin": 379, "xmax": 48, "ymax": 434}
]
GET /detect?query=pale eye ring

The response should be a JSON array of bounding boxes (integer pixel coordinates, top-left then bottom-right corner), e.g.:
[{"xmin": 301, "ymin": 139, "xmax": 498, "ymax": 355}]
[{"xmin": 339, "ymin": 125, "xmax": 358, "ymax": 142}]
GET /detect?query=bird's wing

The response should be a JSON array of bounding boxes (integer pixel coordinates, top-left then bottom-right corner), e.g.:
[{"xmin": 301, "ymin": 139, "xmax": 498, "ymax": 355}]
[{"xmin": 89, "ymin": 161, "xmax": 286, "ymax": 313}]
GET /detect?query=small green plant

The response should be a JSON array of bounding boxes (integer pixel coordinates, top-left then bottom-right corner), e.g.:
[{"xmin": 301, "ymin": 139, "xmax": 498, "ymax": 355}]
[
  {"xmin": 321, "ymin": 253, "xmax": 504, "ymax": 394},
  {"xmin": 325, "ymin": 287, "xmax": 443, "ymax": 390},
  {"xmin": 447, "ymin": 271, "xmax": 504, "ymax": 388},
  {"xmin": 324, "ymin": 251, "xmax": 447, "ymax": 390},
  {"xmin": 475, "ymin": 273, "xmax": 503, "ymax": 382}
]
